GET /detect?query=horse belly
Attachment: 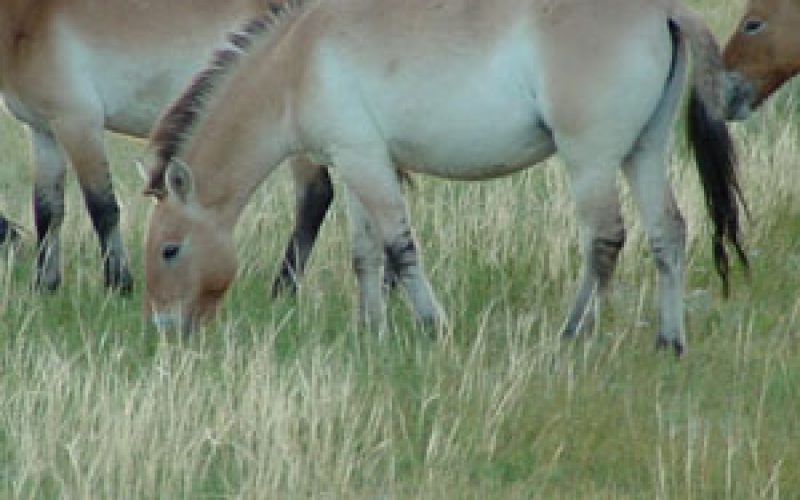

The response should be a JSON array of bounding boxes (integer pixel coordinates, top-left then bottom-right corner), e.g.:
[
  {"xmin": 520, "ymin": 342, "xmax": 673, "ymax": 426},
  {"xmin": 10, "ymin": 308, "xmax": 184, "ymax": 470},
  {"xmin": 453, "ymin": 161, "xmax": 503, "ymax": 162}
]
[
  {"xmin": 382, "ymin": 77, "xmax": 555, "ymax": 179},
  {"xmin": 388, "ymin": 113, "xmax": 555, "ymax": 180},
  {"xmin": 364, "ymin": 30, "xmax": 554, "ymax": 179}
]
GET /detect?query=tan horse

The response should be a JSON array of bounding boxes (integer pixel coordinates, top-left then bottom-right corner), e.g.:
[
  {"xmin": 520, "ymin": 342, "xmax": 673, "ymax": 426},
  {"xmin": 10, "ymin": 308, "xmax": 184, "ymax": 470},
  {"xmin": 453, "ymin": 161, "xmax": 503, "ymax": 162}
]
[
  {"xmin": 724, "ymin": 0, "xmax": 800, "ymax": 119},
  {"xmin": 0, "ymin": 0, "xmax": 337, "ymax": 294},
  {"xmin": 143, "ymin": 0, "xmax": 748, "ymax": 355}
]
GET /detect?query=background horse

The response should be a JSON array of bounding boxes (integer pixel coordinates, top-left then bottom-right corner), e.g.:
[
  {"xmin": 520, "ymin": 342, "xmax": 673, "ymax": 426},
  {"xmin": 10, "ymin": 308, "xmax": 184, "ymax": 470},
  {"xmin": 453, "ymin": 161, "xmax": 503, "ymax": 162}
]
[
  {"xmin": 724, "ymin": 0, "xmax": 800, "ymax": 119},
  {"xmin": 143, "ymin": 0, "xmax": 747, "ymax": 355},
  {"xmin": 0, "ymin": 0, "xmax": 337, "ymax": 294}
]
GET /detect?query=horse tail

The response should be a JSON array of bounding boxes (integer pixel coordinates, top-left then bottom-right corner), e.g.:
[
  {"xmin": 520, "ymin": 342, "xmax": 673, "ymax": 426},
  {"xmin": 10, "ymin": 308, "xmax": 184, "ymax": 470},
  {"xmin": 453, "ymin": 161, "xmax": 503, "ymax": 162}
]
[{"xmin": 669, "ymin": 7, "xmax": 749, "ymax": 297}]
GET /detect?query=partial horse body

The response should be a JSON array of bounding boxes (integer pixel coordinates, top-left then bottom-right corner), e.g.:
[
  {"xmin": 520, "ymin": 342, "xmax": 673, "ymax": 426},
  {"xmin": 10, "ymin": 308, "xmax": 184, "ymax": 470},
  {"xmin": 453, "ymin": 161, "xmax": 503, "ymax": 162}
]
[
  {"xmin": 0, "ymin": 0, "xmax": 334, "ymax": 293},
  {"xmin": 724, "ymin": 0, "xmax": 800, "ymax": 119},
  {"xmin": 143, "ymin": 0, "xmax": 747, "ymax": 355}
]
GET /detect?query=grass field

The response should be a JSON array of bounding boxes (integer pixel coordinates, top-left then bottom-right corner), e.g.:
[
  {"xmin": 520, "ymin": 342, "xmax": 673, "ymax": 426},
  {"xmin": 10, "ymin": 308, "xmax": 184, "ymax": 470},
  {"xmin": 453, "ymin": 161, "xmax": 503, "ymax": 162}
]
[{"xmin": 2, "ymin": 1, "xmax": 799, "ymax": 498}]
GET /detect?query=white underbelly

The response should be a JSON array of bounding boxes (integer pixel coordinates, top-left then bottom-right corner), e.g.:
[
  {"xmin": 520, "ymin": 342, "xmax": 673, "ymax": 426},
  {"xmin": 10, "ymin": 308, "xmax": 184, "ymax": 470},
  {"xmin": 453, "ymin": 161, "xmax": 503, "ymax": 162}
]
[{"xmin": 388, "ymin": 120, "xmax": 556, "ymax": 180}]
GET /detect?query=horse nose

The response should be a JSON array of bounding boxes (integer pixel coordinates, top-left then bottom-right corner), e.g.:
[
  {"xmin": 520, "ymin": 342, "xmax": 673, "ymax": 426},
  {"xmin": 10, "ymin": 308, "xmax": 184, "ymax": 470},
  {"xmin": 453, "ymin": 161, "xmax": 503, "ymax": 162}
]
[
  {"xmin": 722, "ymin": 72, "xmax": 754, "ymax": 121},
  {"xmin": 152, "ymin": 311, "xmax": 183, "ymax": 332}
]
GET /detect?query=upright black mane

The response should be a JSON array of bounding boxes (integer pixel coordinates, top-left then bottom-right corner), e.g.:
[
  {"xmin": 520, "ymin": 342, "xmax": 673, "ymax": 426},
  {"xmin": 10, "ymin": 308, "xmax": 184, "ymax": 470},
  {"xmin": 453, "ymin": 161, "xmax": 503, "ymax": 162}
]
[{"xmin": 146, "ymin": 1, "xmax": 305, "ymax": 196}]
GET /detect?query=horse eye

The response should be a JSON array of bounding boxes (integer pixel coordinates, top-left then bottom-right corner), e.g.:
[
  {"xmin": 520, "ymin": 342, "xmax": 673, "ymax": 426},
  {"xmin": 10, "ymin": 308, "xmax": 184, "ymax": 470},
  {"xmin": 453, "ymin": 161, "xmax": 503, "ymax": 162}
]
[
  {"xmin": 742, "ymin": 18, "xmax": 766, "ymax": 35},
  {"xmin": 162, "ymin": 243, "xmax": 181, "ymax": 262}
]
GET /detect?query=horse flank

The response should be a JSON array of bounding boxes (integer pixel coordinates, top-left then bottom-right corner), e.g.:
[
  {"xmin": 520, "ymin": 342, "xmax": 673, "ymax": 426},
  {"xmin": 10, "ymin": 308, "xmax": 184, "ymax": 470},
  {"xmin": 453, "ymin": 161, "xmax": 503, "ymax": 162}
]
[{"xmin": 148, "ymin": 1, "xmax": 307, "ymax": 197}]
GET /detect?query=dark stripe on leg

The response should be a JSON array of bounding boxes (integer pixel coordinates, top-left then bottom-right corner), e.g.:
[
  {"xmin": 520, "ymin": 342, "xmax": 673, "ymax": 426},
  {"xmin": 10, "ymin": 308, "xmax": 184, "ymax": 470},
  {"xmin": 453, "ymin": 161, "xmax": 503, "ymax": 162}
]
[
  {"xmin": 590, "ymin": 227, "xmax": 625, "ymax": 289},
  {"xmin": 84, "ymin": 186, "xmax": 132, "ymax": 293},
  {"xmin": 384, "ymin": 229, "xmax": 417, "ymax": 281},
  {"xmin": 33, "ymin": 188, "xmax": 63, "ymax": 291},
  {"xmin": 272, "ymin": 168, "xmax": 334, "ymax": 296}
]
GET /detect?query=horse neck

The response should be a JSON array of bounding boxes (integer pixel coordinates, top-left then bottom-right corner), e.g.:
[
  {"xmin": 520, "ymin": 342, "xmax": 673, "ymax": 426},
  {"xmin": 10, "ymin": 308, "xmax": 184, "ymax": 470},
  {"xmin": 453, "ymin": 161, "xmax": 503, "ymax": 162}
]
[{"xmin": 184, "ymin": 90, "xmax": 295, "ymax": 228}]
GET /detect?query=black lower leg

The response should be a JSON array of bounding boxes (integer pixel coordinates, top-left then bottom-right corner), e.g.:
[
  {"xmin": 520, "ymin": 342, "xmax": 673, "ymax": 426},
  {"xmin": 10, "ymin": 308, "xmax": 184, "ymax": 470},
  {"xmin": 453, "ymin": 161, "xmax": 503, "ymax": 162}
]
[
  {"xmin": 272, "ymin": 168, "xmax": 334, "ymax": 296},
  {"xmin": 33, "ymin": 189, "xmax": 63, "ymax": 291},
  {"xmin": 84, "ymin": 186, "xmax": 132, "ymax": 293}
]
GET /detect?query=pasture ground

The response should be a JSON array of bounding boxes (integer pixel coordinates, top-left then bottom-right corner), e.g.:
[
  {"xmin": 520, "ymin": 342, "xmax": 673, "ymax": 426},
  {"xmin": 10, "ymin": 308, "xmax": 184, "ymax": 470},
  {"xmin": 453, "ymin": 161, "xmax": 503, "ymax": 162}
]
[{"xmin": 1, "ymin": 1, "xmax": 799, "ymax": 497}]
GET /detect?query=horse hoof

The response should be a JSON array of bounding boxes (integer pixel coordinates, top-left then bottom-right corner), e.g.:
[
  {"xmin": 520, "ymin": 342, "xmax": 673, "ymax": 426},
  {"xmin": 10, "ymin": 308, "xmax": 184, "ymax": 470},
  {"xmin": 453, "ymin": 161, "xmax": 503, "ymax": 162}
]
[
  {"xmin": 0, "ymin": 217, "xmax": 19, "ymax": 244},
  {"xmin": 656, "ymin": 336, "xmax": 684, "ymax": 358},
  {"xmin": 106, "ymin": 268, "xmax": 134, "ymax": 295},
  {"xmin": 270, "ymin": 273, "xmax": 299, "ymax": 298},
  {"xmin": 382, "ymin": 270, "xmax": 400, "ymax": 292},
  {"xmin": 34, "ymin": 274, "xmax": 61, "ymax": 293}
]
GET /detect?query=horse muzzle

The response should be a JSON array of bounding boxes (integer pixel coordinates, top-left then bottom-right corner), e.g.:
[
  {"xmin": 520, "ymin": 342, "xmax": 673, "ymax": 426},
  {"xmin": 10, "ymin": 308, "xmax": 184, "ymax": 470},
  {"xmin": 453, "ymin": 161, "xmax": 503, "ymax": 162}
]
[{"xmin": 723, "ymin": 71, "xmax": 756, "ymax": 121}]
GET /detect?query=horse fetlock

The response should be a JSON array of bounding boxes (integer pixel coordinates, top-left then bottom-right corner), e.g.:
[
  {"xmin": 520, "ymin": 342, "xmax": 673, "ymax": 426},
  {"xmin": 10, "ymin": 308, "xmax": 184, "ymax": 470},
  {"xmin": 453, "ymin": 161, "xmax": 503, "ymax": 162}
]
[
  {"xmin": 416, "ymin": 307, "xmax": 448, "ymax": 337},
  {"xmin": 358, "ymin": 296, "xmax": 387, "ymax": 335},
  {"xmin": 271, "ymin": 267, "xmax": 299, "ymax": 297},
  {"xmin": 562, "ymin": 309, "xmax": 596, "ymax": 339},
  {"xmin": 104, "ymin": 256, "xmax": 133, "ymax": 294},
  {"xmin": 34, "ymin": 259, "xmax": 61, "ymax": 292},
  {"xmin": 656, "ymin": 333, "xmax": 685, "ymax": 358}
]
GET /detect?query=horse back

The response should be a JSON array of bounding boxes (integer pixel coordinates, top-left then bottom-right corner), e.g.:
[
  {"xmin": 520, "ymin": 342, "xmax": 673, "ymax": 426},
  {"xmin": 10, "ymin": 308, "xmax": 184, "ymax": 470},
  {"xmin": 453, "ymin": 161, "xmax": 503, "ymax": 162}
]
[{"xmin": 1, "ymin": 0, "xmax": 270, "ymax": 131}]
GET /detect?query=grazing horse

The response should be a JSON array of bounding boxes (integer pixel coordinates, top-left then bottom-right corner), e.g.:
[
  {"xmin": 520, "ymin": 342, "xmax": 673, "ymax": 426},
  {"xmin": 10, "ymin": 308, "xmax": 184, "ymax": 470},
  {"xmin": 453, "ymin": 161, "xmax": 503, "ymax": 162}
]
[
  {"xmin": 143, "ymin": 0, "xmax": 748, "ymax": 355},
  {"xmin": 724, "ymin": 0, "xmax": 800, "ymax": 119},
  {"xmin": 0, "ymin": 0, "xmax": 338, "ymax": 294}
]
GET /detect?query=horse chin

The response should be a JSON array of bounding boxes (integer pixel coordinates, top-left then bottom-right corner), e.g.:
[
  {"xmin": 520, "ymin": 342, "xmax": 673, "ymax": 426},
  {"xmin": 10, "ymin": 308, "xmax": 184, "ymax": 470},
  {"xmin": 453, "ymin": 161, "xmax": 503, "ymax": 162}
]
[{"xmin": 151, "ymin": 308, "xmax": 197, "ymax": 336}]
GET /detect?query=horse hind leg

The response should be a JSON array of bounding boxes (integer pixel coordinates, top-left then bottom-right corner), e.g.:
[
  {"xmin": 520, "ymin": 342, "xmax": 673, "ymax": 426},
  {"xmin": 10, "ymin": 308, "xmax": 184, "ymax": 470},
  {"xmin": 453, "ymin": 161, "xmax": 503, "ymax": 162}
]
[
  {"xmin": 560, "ymin": 161, "xmax": 626, "ymax": 340},
  {"xmin": 624, "ymin": 151, "xmax": 686, "ymax": 356},
  {"xmin": 51, "ymin": 117, "xmax": 132, "ymax": 294},
  {"xmin": 30, "ymin": 128, "xmax": 67, "ymax": 292},
  {"xmin": 622, "ymin": 32, "xmax": 689, "ymax": 357}
]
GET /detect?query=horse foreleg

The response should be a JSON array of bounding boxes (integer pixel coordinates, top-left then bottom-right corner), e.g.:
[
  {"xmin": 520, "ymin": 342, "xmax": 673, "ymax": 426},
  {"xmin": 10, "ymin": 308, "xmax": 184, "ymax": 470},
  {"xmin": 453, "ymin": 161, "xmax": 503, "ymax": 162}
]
[
  {"xmin": 339, "ymin": 152, "xmax": 446, "ymax": 335},
  {"xmin": 624, "ymin": 158, "xmax": 686, "ymax": 357},
  {"xmin": 30, "ymin": 128, "xmax": 67, "ymax": 292},
  {"xmin": 52, "ymin": 118, "xmax": 132, "ymax": 294},
  {"xmin": 345, "ymin": 189, "xmax": 387, "ymax": 333},
  {"xmin": 271, "ymin": 159, "xmax": 334, "ymax": 296},
  {"xmin": 271, "ymin": 158, "xmax": 402, "ymax": 298}
]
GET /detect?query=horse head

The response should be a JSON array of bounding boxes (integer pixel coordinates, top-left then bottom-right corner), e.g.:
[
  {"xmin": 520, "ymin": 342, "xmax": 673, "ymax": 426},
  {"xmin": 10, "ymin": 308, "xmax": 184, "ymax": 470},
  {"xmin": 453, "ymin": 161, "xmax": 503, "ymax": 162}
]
[
  {"xmin": 142, "ymin": 159, "xmax": 238, "ymax": 334},
  {"xmin": 723, "ymin": 0, "xmax": 800, "ymax": 119}
]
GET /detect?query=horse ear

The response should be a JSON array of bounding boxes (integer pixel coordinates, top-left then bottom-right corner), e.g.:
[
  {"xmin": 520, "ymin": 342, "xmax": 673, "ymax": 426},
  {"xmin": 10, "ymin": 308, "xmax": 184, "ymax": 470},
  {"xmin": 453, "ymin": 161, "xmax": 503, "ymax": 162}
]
[
  {"xmin": 139, "ymin": 159, "xmax": 165, "ymax": 199},
  {"xmin": 165, "ymin": 159, "xmax": 195, "ymax": 203}
]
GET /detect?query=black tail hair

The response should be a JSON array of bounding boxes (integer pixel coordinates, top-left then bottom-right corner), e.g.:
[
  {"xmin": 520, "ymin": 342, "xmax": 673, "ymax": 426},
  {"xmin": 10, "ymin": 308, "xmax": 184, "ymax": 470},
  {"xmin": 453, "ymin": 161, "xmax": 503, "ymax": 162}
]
[{"xmin": 687, "ymin": 90, "xmax": 749, "ymax": 296}]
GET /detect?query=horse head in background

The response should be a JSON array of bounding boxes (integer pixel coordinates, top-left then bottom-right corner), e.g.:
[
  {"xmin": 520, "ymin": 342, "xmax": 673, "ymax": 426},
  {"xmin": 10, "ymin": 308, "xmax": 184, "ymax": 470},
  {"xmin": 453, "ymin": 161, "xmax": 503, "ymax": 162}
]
[{"xmin": 724, "ymin": 0, "xmax": 800, "ymax": 119}]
